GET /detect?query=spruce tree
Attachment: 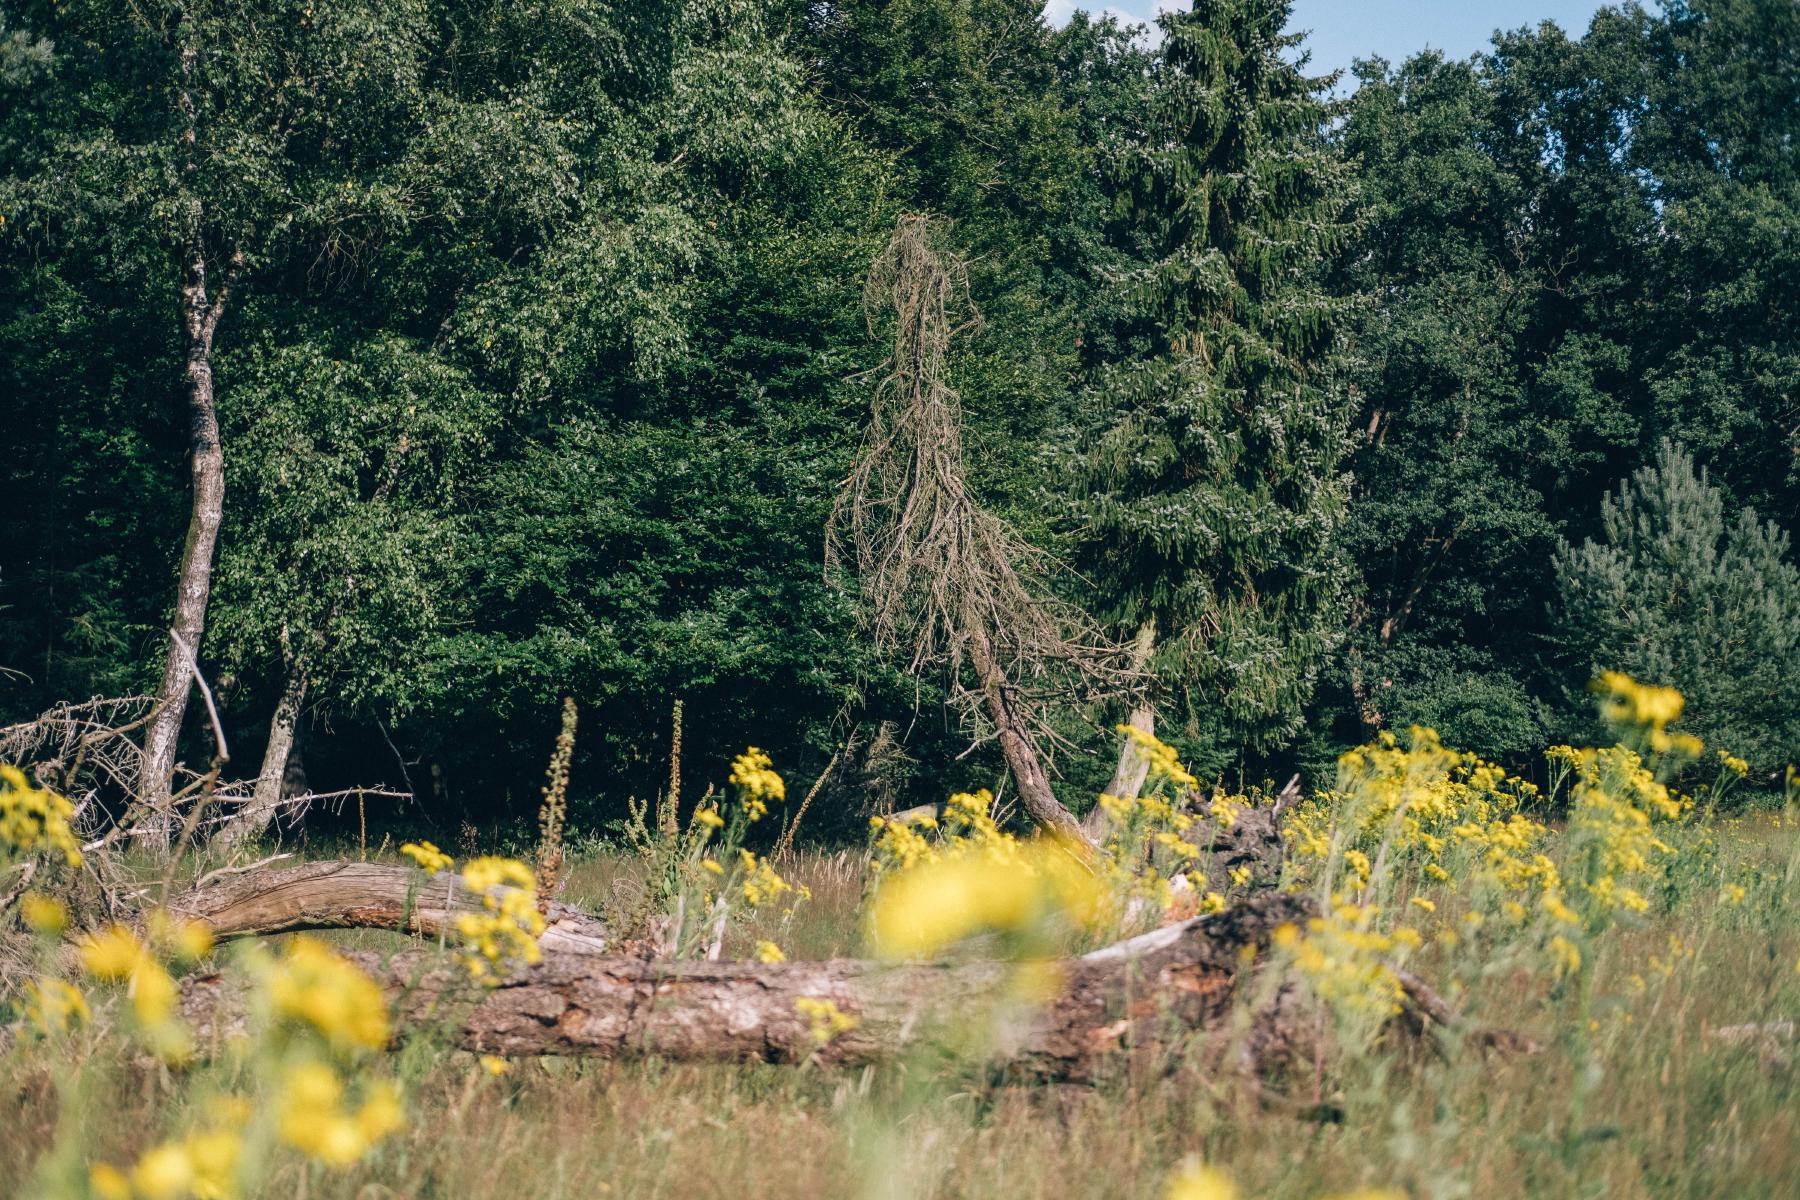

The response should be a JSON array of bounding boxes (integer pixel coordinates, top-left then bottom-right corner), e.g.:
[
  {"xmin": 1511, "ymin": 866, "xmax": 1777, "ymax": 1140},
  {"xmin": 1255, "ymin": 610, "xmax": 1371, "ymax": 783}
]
[
  {"xmin": 1553, "ymin": 442, "xmax": 1800, "ymax": 779},
  {"xmin": 1072, "ymin": 0, "xmax": 1355, "ymax": 803}
]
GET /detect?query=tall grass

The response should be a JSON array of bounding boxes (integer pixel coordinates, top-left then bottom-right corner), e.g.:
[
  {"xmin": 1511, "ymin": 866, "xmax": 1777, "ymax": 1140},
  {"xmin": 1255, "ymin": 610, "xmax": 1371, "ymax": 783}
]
[{"xmin": 5, "ymin": 818, "xmax": 1797, "ymax": 1200}]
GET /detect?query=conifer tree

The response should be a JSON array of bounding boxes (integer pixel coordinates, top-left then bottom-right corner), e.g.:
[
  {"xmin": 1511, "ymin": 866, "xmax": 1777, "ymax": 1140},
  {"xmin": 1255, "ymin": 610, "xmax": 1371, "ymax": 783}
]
[
  {"xmin": 1553, "ymin": 442, "xmax": 1800, "ymax": 778},
  {"xmin": 1072, "ymin": 0, "xmax": 1355, "ymax": 810}
]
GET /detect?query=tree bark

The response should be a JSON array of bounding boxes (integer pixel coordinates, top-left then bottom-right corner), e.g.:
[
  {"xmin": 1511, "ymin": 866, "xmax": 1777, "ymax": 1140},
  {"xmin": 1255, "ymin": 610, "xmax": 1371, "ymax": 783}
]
[
  {"xmin": 167, "ymin": 858, "xmax": 612, "ymax": 955},
  {"xmin": 177, "ymin": 894, "xmax": 1318, "ymax": 1079},
  {"xmin": 138, "ymin": 241, "xmax": 240, "ymax": 849},
  {"xmin": 964, "ymin": 624, "xmax": 1092, "ymax": 849},
  {"xmin": 213, "ymin": 663, "xmax": 308, "ymax": 849},
  {"xmin": 1085, "ymin": 617, "xmax": 1159, "ymax": 840}
]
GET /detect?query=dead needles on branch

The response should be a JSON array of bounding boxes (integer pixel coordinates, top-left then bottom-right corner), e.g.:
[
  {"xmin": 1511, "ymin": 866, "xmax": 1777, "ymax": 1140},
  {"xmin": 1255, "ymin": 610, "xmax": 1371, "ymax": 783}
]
[{"xmin": 829, "ymin": 215, "xmax": 1134, "ymax": 841}]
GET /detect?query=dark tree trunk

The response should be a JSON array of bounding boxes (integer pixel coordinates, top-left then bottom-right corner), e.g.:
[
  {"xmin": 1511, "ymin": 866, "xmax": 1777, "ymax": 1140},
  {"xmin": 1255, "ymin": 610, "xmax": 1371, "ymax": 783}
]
[{"xmin": 965, "ymin": 625, "xmax": 1092, "ymax": 848}]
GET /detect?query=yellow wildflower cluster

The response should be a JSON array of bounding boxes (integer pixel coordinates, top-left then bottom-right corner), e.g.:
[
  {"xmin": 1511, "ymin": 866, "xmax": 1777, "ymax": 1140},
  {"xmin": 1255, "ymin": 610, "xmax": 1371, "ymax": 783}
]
[
  {"xmin": 1594, "ymin": 671, "xmax": 1703, "ymax": 757},
  {"xmin": 21, "ymin": 889, "xmax": 69, "ymax": 935},
  {"xmin": 1120, "ymin": 723, "xmax": 1199, "ymax": 791},
  {"xmin": 0, "ymin": 763, "xmax": 82, "ymax": 865},
  {"xmin": 1549, "ymin": 743, "xmax": 1685, "ymax": 917},
  {"xmin": 794, "ymin": 995, "xmax": 859, "ymax": 1045},
  {"xmin": 728, "ymin": 747, "xmax": 786, "ymax": 820},
  {"xmin": 278, "ymin": 1061, "xmax": 405, "ymax": 1167},
  {"xmin": 737, "ymin": 848, "xmax": 805, "ymax": 908},
  {"xmin": 1272, "ymin": 904, "xmax": 1418, "ymax": 1020},
  {"xmin": 1286, "ymin": 727, "xmax": 1546, "ymax": 900},
  {"xmin": 260, "ymin": 935, "xmax": 391, "ymax": 1054},
  {"xmin": 455, "ymin": 856, "xmax": 546, "ymax": 982},
  {"xmin": 89, "ymin": 936, "xmax": 404, "ymax": 1194},
  {"xmin": 866, "ymin": 831, "xmax": 1105, "ymax": 961},
  {"xmin": 21, "ymin": 977, "xmax": 89, "ymax": 1036},
  {"xmin": 76, "ymin": 914, "xmax": 212, "ymax": 1060},
  {"xmin": 400, "ymin": 839, "xmax": 454, "ymax": 873},
  {"xmin": 89, "ymin": 1123, "xmax": 241, "ymax": 1200}
]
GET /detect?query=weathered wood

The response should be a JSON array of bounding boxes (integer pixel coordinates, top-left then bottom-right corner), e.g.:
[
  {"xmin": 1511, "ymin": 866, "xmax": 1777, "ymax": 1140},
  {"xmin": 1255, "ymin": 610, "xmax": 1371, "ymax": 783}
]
[
  {"xmin": 177, "ymin": 894, "xmax": 1317, "ymax": 1080},
  {"xmin": 167, "ymin": 859, "xmax": 611, "ymax": 955}
]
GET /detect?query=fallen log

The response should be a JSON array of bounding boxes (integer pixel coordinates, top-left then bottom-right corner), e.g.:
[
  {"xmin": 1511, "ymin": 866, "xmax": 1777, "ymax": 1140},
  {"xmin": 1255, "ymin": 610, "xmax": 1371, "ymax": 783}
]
[
  {"xmin": 178, "ymin": 895, "xmax": 1317, "ymax": 1080},
  {"xmin": 166, "ymin": 859, "xmax": 611, "ymax": 955}
]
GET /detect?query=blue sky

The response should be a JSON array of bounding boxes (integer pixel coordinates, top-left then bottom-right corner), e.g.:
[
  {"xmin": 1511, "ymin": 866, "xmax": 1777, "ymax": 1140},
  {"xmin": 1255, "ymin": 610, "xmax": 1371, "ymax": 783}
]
[{"xmin": 1045, "ymin": 1, "xmax": 1616, "ymax": 79}]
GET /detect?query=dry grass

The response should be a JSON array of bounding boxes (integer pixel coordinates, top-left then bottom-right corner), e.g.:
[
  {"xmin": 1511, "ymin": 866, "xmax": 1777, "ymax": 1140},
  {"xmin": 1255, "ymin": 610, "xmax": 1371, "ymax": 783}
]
[{"xmin": 5, "ymin": 823, "xmax": 1799, "ymax": 1200}]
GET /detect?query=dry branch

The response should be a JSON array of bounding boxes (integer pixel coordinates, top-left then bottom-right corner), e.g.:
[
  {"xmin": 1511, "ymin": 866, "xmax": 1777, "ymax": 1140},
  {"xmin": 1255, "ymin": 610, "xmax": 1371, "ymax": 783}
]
[{"xmin": 166, "ymin": 859, "xmax": 610, "ymax": 954}]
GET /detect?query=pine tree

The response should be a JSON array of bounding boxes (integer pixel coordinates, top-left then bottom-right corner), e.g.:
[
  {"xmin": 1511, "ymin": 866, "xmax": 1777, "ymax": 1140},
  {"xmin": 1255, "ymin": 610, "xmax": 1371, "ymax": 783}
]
[
  {"xmin": 1071, "ymin": 0, "xmax": 1356, "ymax": 808},
  {"xmin": 1553, "ymin": 442, "xmax": 1800, "ymax": 779}
]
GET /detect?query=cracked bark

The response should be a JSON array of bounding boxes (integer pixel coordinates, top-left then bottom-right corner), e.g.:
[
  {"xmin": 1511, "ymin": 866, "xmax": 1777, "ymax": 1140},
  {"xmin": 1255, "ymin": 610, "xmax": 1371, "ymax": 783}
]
[
  {"xmin": 176, "ymin": 894, "xmax": 1322, "ymax": 1080},
  {"xmin": 166, "ymin": 859, "xmax": 611, "ymax": 954}
]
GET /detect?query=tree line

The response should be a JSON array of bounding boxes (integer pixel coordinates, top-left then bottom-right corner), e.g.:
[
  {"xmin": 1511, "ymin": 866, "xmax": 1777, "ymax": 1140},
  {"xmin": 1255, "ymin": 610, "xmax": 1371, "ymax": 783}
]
[{"xmin": 1, "ymin": 0, "xmax": 1796, "ymax": 840}]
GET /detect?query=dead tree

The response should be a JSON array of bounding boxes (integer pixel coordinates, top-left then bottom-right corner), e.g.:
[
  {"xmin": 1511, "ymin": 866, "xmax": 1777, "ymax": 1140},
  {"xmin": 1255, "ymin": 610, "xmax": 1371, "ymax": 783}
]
[
  {"xmin": 176, "ymin": 894, "xmax": 1318, "ymax": 1079},
  {"xmin": 829, "ymin": 216, "xmax": 1134, "ymax": 847},
  {"xmin": 167, "ymin": 859, "xmax": 610, "ymax": 954}
]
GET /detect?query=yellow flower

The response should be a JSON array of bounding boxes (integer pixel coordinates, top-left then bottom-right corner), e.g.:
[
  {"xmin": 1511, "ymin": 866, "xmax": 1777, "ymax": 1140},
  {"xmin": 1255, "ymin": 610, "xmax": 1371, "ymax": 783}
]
[
  {"xmin": 729, "ymin": 747, "xmax": 786, "ymax": 820},
  {"xmin": 462, "ymin": 856, "xmax": 535, "ymax": 893},
  {"xmin": 701, "ymin": 858, "xmax": 725, "ymax": 876},
  {"xmin": 22, "ymin": 978, "xmax": 88, "ymax": 1035},
  {"xmin": 693, "ymin": 808, "xmax": 725, "ymax": 830},
  {"xmin": 131, "ymin": 957, "xmax": 179, "ymax": 1027},
  {"xmin": 1408, "ymin": 896, "xmax": 1436, "ymax": 913},
  {"xmin": 794, "ymin": 995, "xmax": 858, "ymax": 1045},
  {"xmin": 866, "ymin": 840, "xmax": 1103, "ymax": 960},
  {"xmin": 0, "ymin": 764, "xmax": 82, "ymax": 864},
  {"xmin": 451, "ymin": 860, "xmax": 545, "ymax": 983},
  {"xmin": 19, "ymin": 890, "xmax": 67, "ymax": 936},
  {"xmin": 130, "ymin": 1142, "xmax": 197, "ymax": 1200},
  {"xmin": 78, "ymin": 925, "xmax": 147, "ymax": 980},
  {"xmin": 400, "ymin": 840, "xmax": 454, "ymax": 873},
  {"xmin": 1549, "ymin": 935, "xmax": 1582, "ymax": 977},
  {"xmin": 480, "ymin": 1054, "xmax": 510, "ymax": 1076},
  {"xmin": 263, "ymin": 936, "xmax": 391, "ymax": 1053},
  {"xmin": 1165, "ymin": 1161, "xmax": 1237, "ymax": 1200},
  {"xmin": 1721, "ymin": 883, "xmax": 1746, "ymax": 905},
  {"xmin": 147, "ymin": 909, "xmax": 214, "ymax": 962},
  {"xmin": 278, "ymin": 1063, "xmax": 403, "ymax": 1168},
  {"xmin": 88, "ymin": 1164, "xmax": 132, "ymax": 1200},
  {"xmin": 755, "ymin": 940, "xmax": 786, "ymax": 963}
]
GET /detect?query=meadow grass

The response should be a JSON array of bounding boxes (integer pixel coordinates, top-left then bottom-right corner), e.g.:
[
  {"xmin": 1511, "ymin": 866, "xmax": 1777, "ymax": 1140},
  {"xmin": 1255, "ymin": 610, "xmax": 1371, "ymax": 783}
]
[{"xmin": 5, "ymin": 816, "xmax": 1797, "ymax": 1200}]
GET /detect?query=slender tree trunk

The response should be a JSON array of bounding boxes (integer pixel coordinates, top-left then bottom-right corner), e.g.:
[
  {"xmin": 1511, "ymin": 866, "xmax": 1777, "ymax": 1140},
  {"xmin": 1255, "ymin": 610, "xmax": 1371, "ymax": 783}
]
[
  {"xmin": 214, "ymin": 662, "xmax": 308, "ymax": 849},
  {"xmin": 965, "ymin": 624, "xmax": 1091, "ymax": 848},
  {"xmin": 1085, "ymin": 618, "xmax": 1158, "ymax": 839},
  {"xmin": 137, "ymin": 241, "xmax": 238, "ymax": 849}
]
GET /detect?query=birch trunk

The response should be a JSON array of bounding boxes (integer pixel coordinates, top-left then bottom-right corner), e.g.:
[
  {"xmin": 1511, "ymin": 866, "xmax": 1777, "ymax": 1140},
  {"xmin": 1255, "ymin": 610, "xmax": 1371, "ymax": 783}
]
[
  {"xmin": 213, "ymin": 664, "xmax": 308, "ymax": 849},
  {"xmin": 137, "ymin": 240, "xmax": 236, "ymax": 850}
]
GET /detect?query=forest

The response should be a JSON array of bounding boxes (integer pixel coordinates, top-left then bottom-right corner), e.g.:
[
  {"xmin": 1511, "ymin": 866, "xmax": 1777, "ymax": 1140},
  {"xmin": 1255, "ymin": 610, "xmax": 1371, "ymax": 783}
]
[{"xmin": 1, "ymin": 2, "xmax": 1798, "ymax": 1199}]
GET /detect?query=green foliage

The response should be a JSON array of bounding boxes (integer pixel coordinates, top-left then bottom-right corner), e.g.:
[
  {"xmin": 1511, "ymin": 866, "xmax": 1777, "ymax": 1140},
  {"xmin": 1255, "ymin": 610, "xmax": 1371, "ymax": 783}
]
[
  {"xmin": 1070, "ymin": 0, "xmax": 1357, "ymax": 756},
  {"xmin": 2, "ymin": 0, "xmax": 1798, "ymax": 828},
  {"xmin": 1553, "ymin": 443, "xmax": 1800, "ymax": 777}
]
